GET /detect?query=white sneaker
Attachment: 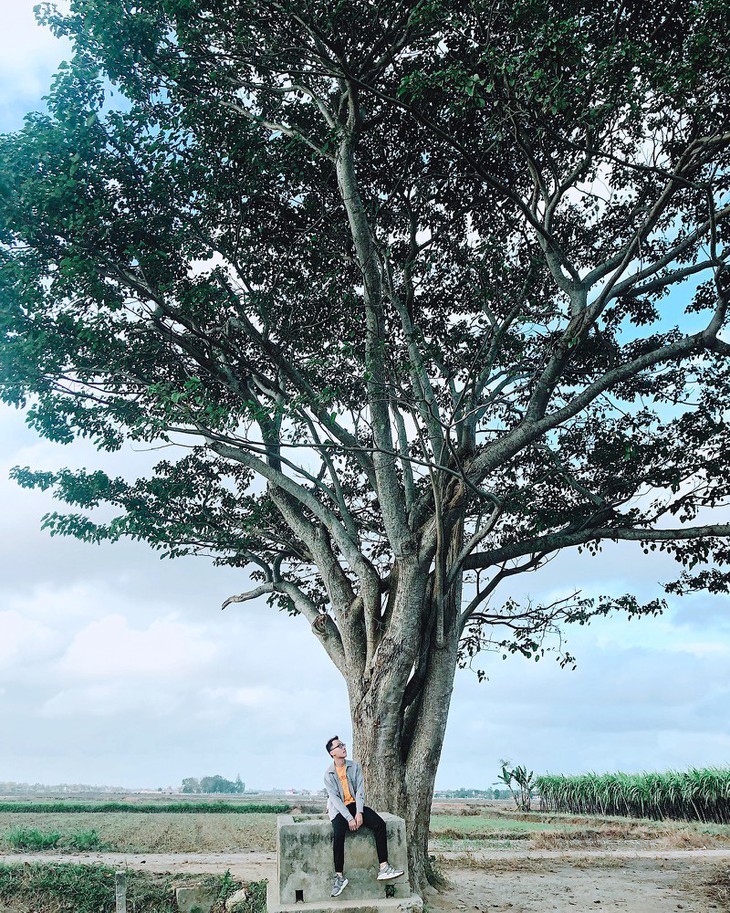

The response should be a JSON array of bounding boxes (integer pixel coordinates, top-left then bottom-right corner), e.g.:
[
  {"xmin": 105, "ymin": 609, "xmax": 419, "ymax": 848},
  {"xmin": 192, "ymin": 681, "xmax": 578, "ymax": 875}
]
[
  {"xmin": 377, "ymin": 863, "xmax": 404, "ymax": 880},
  {"xmin": 331, "ymin": 874, "xmax": 349, "ymax": 897}
]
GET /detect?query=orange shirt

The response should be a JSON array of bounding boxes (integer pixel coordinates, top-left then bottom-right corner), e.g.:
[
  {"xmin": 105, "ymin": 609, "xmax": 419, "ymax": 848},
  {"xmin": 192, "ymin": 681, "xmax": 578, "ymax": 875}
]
[{"xmin": 336, "ymin": 764, "xmax": 354, "ymax": 805}]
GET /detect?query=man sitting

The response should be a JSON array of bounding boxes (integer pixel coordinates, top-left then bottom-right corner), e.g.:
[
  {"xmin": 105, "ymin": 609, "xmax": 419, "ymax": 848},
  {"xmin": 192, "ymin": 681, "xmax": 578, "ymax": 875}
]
[{"xmin": 324, "ymin": 735, "xmax": 404, "ymax": 897}]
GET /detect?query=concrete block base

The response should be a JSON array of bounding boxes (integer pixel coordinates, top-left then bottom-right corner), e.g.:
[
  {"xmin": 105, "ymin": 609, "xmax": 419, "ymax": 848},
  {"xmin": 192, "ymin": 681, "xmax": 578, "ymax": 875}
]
[
  {"xmin": 267, "ymin": 880, "xmax": 423, "ymax": 913},
  {"xmin": 270, "ymin": 813, "xmax": 422, "ymax": 913}
]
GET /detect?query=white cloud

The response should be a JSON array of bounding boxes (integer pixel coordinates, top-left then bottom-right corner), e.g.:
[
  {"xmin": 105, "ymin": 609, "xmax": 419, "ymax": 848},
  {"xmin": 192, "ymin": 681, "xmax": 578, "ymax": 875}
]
[
  {"xmin": 0, "ymin": 0, "xmax": 70, "ymax": 74},
  {"xmin": 0, "ymin": 0, "xmax": 72, "ymax": 130},
  {"xmin": 4, "ymin": 582, "xmax": 102, "ymax": 623},
  {"xmin": 202, "ymin": 685, "xmax": 279, "ymax": 709},
  {"xmin": 57, "ymin": 613, "xmax": 218, "ymax": 678},
  {"xmin": 194, "ymin": 685, "xmax": 282, "ymax": 723},
  {"xmin": 673, "ymin": 641, "xmax": 730, "ymax": 657},
  {"xmin": 438, "ymin": 621, "xmax": 730, "ymax": 785},
  {"xmin": 41, "ymin": 681, "xmax": 184, "ymax": 718},
  {"xmin": 0, "ymin": 609, "xmax": 60, "ymax": 668}
]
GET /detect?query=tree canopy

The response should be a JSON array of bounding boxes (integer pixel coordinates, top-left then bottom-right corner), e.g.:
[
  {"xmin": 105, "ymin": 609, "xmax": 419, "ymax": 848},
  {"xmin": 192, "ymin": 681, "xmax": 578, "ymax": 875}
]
[{"xmin": 1, "ymin": 0, "xmax": 729, "ymax": 887}]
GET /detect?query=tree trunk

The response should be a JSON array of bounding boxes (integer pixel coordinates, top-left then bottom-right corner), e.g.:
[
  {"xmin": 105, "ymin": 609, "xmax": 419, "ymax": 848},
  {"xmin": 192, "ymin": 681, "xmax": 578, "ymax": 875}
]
[{"xmin": 348, "ymin": 602, "xmax": 461, "ymax": 894}]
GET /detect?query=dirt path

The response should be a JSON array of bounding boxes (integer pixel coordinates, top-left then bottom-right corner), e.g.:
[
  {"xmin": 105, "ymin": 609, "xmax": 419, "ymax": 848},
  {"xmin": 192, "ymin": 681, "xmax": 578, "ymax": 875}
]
[
  {"xmin": 1, "ymin": 848, "xmax": 728, "ymax": 912},
  {"xmin": 0, "ymin": 849, "xmax": 278, "ymax": 879},
  {"xmin": 438, "ymin": 857, "xmax": 727, "ymax": 913}
]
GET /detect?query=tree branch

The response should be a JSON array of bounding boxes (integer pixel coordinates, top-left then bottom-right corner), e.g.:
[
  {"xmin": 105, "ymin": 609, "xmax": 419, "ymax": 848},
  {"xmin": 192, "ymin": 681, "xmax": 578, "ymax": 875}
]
[
  {"xmin": 464, "ymin": 522, "xmax": 730, "ymax": 572},
  {"xmin": 222, "ymin": 580, "xmax": 346, "ymax": 673}
]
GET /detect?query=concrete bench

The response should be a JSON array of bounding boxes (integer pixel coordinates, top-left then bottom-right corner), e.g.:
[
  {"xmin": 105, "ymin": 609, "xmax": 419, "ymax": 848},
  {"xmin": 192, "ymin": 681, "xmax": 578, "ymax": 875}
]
[{"xmin": 267, "ymin": 813, "xmax": 422, "ymax": 913}]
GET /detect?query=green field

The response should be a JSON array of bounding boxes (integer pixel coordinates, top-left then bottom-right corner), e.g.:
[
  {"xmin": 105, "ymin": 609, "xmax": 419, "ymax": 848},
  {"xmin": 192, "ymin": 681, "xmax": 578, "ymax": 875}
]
[
  {"xmin": 427, "ymin": 807, "xmax": 730, "ymax": 851},
  {"xmin": 430, "ymin": 813, "xmax": 570, "ymax": 834},
  {"xmin": 0, "ymin": 801, "xmax": 290, "ymax": 814},
  {"xmin": 1, "ymin": 803, "xmax": 729, "ymax": 855},
  {"xmin": 429, "ymin": 811, "xmax": 596, "ymax": 850}
]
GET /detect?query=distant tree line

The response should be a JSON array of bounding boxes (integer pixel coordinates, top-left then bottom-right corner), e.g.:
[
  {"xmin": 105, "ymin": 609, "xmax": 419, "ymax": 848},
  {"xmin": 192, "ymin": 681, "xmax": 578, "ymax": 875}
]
[
  {"xmin": 0, "ymin": 782, "xmax": 128, "ymax": 794},
  {"xmin": 434, "ymin": 788, "xmax": 510, "ymax": 800},
  {"xmin": 180, "ymin": 775, "xmax": 245, "ymax": 794}
]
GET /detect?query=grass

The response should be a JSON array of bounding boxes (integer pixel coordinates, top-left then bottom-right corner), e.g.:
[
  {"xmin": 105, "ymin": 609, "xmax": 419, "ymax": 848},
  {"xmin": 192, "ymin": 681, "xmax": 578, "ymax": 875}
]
[
  {"xmin": 231, "ymin": 878, "xmax": 268, "ymax": 913},
  {"xmin": 428, "ymin": 811, "xmax": 583, "ymax": 848},
  {"xmin": 3, "ymin": 802, "xmax": 728, "ymax": 857},
  {"xmin": 428, "ymin": 811, "xmax": 581, "ymax": 852},
  {"xmin": 67, "ymin": 829, "xmax": 108, "ymax": 851},
  {"xmin": 3, "ymin": 826, "xmax": 109, "ymax": 852},
  {"xmin": 0, "ymin": 801, "xmax": 289, "ymax": 814},
  {"xmin": 430, "ymin": 837, "xmax": 520, "ymax": 851},
  {"xmin": 5, "ymin": 828, "xmax": 61, "ymax": 850},
  {"xmin": 0, "ymin": 863, "xmax": 266, "ymax": 913}
]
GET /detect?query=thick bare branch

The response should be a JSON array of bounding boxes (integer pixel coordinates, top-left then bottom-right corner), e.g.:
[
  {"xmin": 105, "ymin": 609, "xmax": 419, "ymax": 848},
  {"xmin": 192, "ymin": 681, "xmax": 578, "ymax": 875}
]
[
  {"xmin": 222, "ymin": 581, "xmax": 346, "ymax": 673},
  {"xmin": 335, "ymin": 127, "xmax": 413, "ymax": 555},
  {"xmin": 464, "ymin": 522, "xmax": 730, "ymax": 573}
]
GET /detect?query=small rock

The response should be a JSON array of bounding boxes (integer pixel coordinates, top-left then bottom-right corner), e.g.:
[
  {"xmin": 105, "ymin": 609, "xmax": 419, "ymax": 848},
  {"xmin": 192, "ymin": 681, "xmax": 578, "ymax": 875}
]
[{"xmin": 226, "ymin": 888, "xmax": 251, "ymax": 912}]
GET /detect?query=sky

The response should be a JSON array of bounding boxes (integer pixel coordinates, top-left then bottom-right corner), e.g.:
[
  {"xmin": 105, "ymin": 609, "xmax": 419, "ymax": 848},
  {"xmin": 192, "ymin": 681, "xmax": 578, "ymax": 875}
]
[{"xmin": 0, "ymin": 0, "xmax": 728, "ymax": 794}]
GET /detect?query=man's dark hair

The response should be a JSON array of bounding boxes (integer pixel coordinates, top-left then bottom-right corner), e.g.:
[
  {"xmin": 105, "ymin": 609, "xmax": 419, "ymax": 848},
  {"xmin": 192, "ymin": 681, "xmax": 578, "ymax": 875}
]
[{"xmin": 325, "ymin": 735, "xmax": 340, "ymax": 755}]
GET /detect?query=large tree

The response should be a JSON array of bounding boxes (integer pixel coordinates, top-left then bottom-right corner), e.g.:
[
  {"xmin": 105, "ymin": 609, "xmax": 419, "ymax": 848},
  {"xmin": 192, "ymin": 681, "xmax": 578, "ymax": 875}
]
[{"xmin": 1, "ymin": 0, "xmax": 729, "ymax": 889}]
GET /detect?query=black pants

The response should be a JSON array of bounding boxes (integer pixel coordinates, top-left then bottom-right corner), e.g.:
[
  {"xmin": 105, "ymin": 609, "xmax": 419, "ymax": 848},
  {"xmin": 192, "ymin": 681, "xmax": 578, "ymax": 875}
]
[{"xmin": 331, "ymin": 803, "xmax": 387, "ymax": 873}]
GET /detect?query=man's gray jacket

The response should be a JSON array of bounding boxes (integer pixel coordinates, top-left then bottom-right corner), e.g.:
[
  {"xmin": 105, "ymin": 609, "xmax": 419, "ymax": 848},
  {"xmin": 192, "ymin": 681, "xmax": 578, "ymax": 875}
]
[{"xmin": 324, "ymin": 759, "xmax": 365, "ymax": 821}]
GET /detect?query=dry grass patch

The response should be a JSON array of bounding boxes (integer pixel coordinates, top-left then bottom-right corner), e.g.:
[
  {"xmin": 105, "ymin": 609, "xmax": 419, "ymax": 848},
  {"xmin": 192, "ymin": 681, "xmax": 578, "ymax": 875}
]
[
  {"xmin": 435, "ymin": 853, "xmax": 627, "ymax": 873},
  {"xmin": 528, "ymin": 822, "xmax": 662, "ymax": 848},
  {"xmin": 705, "ymin": 865, "xmax": 730, "ymax": 911},
  {"xmin": 529, "ymin": 830, "xmax": 604, "ymax": 849},
  {"xmin": 661, "ymin": 827, "xmax": 714, "ymax": 850},
  {"xmin": 434, "ymin": 827, "xmax": 531, "ymax": 841}
]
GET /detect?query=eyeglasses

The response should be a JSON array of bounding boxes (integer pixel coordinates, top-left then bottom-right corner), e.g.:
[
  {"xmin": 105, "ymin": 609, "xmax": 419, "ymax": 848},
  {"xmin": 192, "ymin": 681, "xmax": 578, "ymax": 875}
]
[{"xmin": 331, "ymin": 742, "xmax": 346, "ymax": 750}]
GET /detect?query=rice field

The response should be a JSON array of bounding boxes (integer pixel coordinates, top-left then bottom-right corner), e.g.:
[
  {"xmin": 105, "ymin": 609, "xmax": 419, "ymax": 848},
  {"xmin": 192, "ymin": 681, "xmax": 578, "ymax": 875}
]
[
  {"xmin": 536, "ymin": 767, "xmax": 730, "ymax": 823},
  {"xmin": 1, "ymin": 800, "xmax": 728, "ymax": 855},
  {"xmin": 0, "ymin": 809, "xmax": 610, "ymax": 854},
  {"xmin": 0, "ymin": 812, "xmax": 279, "ymax": 853}
]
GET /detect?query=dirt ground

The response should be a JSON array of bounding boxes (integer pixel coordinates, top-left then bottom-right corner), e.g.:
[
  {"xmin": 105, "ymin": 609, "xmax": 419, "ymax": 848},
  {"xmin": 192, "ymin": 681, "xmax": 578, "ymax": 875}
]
[
  {"xmin": 1, "ymin": 847, "xmax": 728, "ymax": 912},
  {"xmin": 435, "ymin": 852, "xmax": 730, "ymax": 913}
]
